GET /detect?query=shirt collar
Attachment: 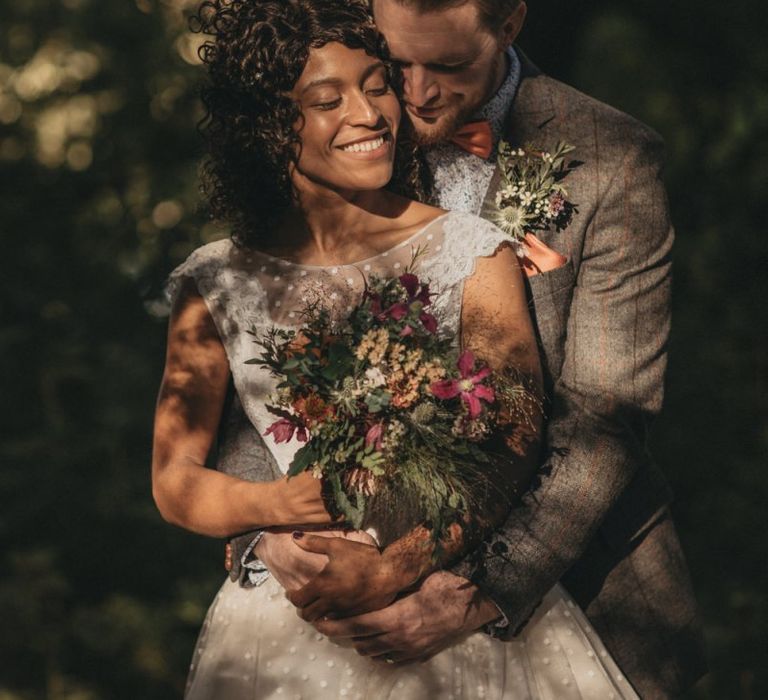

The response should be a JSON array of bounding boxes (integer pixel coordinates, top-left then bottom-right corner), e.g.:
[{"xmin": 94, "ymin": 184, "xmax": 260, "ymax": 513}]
[{"xmin": 475, "ymin": 46, "xmax": 521, "ymax": 144}]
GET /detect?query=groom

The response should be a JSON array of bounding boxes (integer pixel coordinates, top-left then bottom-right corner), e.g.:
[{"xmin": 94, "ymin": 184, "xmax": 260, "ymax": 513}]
[{"xmin": 219, "ymin": 0, "xmax": 707, "ymax": 696}]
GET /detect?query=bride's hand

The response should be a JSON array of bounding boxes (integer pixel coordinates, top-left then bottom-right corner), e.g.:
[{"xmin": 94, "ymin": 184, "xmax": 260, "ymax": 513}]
[
  {"xmin": 269, "ymin": 473, "xmax": 335, "ymax": 526},
  {"xmin": 285, "ymin": 533, "xmax": 408, "ymax": 622},
  {"xmin": 256, "ymin": 529, "xmax": 377, "ymax": 592}
]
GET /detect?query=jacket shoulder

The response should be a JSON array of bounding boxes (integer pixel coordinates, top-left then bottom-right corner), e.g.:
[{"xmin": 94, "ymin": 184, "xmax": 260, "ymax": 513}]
[{"xmin": 525, "ymin": 73, "xmax": 665, "ymax": 155}]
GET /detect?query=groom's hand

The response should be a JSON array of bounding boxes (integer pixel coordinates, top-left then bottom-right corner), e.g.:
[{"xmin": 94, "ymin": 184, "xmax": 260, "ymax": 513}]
[
  {"xmin": 312, "ymin": 571, "xmax": 501, "ymax": 664},
  {"xmin": 285, "ymin": 533, "xmax": 407, "ymax": 622}
]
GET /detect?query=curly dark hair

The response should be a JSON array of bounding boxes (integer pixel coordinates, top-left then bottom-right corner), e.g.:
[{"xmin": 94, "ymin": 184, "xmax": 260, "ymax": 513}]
[{"xmin": 191, "ymin": 0, "xmax": 431, "ymax": 249}]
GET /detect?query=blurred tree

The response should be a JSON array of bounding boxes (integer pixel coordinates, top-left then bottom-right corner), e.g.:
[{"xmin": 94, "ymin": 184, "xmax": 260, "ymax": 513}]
[{"xmin": 0, "ymin": 0, "xmax": 765, "ymax": 697}]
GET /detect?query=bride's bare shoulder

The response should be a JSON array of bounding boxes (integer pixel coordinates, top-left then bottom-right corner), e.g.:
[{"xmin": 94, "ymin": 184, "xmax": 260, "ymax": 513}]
[{"xmin": 391, "ymin": 197, "xmax": 447, "ymax": 232}]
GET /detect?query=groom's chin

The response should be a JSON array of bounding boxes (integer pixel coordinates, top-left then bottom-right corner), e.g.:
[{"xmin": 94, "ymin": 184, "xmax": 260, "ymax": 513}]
[{"xmin": 407, "ymin": 108, "xmax": 466, "ymax": 146}]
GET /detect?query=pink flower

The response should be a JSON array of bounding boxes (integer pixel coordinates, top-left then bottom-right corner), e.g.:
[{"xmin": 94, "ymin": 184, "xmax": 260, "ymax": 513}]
[
  {"xmin": 265, "ymin": 418, "xmax": 308, "ymax": 444},
  {"xmin": 429, "ymin": 350, "xmax": 495, "ymax": 418},
  {"xmin": 548, "ymin": 192, "xmax": 566, "ymax": 218},
  {"xmin": 418, "ymin": 311, "xmax": 437, "ymax": 334},
  {"xmin": 365, "ymin": 422, "xmax": 384, "ymax": 450},
  {"xmin": 386, "ymin": 301, "xmax": 409, "ymax": 321}
]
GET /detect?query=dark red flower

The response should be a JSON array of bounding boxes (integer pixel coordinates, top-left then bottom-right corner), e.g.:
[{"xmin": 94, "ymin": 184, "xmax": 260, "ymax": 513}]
[
  {"xmin": 265, "ymin": 418, "xmax": 308, "ymax": 444},
  {"xmin": 293, "ymin": 394, "xmax": 334, "ymax": 427},
  {"xmin": 398, "ymin": 273, "xmax": 432, "ymax": 306},
  {"xmin": 365, "ymin": 273, "xmax": 438, "ymax": 334}
]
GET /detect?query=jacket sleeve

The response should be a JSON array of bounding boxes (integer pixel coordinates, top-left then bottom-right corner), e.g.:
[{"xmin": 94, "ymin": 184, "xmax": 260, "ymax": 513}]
[{"xmin": 453, "ymin": 130, "xmax": 674, "ymax": 633}]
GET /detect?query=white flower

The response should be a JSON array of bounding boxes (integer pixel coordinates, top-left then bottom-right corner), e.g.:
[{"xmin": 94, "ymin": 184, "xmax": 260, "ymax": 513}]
[
  {"xmin": 382, "ymin": 419, "xmax": 406, "ymax": 449},
  {"xmin": 493, "ymin": 204, "xmax": 528, "ymax": 240},
  {"xmin": 364, "ymin": 367, "xmax": 386, "ymax": 388},
  {"xmin": 520, "ymin": 191, "xmax": 534, "ymax": 207},
  {"xmin": 495, "ymin": 184, "xmax": 519, "ymax": 207},
  {"xmin": 501, "ymin": 184, "xmax": 519, "ymax": 198}
]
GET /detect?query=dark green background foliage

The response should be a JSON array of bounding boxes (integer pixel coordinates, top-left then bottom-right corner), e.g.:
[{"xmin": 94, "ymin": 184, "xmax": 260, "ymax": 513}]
[{"xmin": 0, "ymin": 0, "xmax": 765, "ymax": 697}]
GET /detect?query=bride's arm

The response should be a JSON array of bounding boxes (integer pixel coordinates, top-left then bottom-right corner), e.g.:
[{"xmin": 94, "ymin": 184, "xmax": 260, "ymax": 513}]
[
  {"xmin": 152, "ymin": 277, "xmax": 333, "ymax": 537},
  {"xmin": 286, "ymin": 244, "xmax": 544, "ymax": 619}
]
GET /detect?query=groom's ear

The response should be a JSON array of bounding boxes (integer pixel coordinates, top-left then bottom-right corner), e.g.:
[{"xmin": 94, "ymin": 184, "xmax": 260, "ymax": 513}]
[{"xmin": 498, "ymin": 1, "xmax": 527, "ymax": 49}]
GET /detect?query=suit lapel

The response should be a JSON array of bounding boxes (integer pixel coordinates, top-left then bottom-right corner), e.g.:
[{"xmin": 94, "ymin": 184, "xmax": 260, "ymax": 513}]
[{"xmin": 479, "ymin": 50, "xmax": 558, "ymax": 222}]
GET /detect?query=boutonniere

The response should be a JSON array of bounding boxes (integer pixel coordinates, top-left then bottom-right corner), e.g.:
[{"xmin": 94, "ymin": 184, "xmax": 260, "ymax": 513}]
[{"xmin": 492, "ymin": 140, "xmax": 578, "ymax": 247}]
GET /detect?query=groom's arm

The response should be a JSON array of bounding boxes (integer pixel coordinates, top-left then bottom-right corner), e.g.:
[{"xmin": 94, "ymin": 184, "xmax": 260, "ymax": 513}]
[{"xmin": 449, "ymin": 125, "xmax": 674, "ymax": 633}]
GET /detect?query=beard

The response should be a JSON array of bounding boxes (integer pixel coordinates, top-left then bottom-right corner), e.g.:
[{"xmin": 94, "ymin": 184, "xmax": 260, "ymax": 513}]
[
  {"xmin": 406, "ymin": 58, "xmax": 504, "ymax": 146},
  {"xmin": 407, "ymin": 100, "xmax": 478, "ymax": 146}
]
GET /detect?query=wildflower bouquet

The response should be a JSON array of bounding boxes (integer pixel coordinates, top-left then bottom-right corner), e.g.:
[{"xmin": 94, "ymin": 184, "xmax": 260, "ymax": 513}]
[
  {"xmin": 493, "ymin": 140, "xmax": 577, "ymax": 243},
  {"xmin": 252, "ymin": 262, "xmax": 538, "ymax": 545}
]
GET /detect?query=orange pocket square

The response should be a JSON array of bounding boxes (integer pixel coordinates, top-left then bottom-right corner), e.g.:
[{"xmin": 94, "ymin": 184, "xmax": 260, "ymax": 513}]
[{"xmin": 520, "ymin": 232, "xmax": 568, "ymax": 278}]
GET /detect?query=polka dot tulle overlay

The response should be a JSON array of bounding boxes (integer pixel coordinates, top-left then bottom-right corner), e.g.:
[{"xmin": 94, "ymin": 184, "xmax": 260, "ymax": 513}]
[{"xmin": 185, "ymin": 576, "xmax": 637, "ymax": 700}]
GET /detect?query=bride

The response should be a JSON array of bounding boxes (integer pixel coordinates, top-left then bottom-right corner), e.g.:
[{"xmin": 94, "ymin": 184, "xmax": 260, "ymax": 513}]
[{"xmin": 152, "ymin": 0, "xmax": 638, "ymax": 697}]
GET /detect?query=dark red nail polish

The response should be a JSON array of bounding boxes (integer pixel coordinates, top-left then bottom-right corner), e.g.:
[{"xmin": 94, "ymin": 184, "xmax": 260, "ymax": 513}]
[{"xmin": 292, "ymin": 531, "xmax": 304, "ymax": 539}]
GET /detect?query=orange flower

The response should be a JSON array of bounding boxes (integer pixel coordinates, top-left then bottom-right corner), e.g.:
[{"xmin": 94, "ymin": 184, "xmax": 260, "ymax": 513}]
[
  {"xmin": 285, "ymin": 332, "xmax": 321, "ymax": 359},
  {"xmin": 293, "ymin": 393, "xmax": 334, "ymax": 426}
]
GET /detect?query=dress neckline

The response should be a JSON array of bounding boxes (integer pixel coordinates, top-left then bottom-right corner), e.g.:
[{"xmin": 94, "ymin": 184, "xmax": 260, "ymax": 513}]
[{"xmin": 246, "ymin": 212, "xmax": 450, "ymax": 271}]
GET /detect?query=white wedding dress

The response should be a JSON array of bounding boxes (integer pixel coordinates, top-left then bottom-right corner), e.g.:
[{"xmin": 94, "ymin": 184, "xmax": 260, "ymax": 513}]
[{"xmin": 169, "ymin": 211, "xmax": 639, "ymax": 700}]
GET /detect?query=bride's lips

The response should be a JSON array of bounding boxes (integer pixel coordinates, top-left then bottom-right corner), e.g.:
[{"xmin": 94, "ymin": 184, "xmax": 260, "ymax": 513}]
[{"xmin": 335, "ymin": 131, "xmax": 393, "ymax": 160}]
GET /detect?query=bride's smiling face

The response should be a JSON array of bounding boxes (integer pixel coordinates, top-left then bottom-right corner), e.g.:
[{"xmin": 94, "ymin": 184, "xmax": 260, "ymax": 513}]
[{"xmin": 290, "ymin": 43, "xmax": 400, "ymax": 194}]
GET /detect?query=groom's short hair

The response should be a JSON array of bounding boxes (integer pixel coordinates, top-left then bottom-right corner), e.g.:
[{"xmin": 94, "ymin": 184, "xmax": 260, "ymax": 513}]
[{"xmin": 382, "ymin": 0, "xmax": 522, "ymax": 33}]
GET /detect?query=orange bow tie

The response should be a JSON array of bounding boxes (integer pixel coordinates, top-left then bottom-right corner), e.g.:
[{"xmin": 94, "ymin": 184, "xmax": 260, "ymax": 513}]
[{"xmin": 449, "ymin": 120, "xmax": 493, "ymax": 159}]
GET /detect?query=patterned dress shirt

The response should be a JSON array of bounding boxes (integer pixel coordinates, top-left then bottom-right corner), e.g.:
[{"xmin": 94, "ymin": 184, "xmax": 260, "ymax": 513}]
[{"xmin": 425, "ymin": 48, "xmax": 522, "ymax": 214}]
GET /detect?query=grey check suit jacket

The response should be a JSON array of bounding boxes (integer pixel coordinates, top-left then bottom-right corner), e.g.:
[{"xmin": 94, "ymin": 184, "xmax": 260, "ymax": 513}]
[{"xmin": 212, "ymin": 55, "xmax": 707, "ymax": 698}]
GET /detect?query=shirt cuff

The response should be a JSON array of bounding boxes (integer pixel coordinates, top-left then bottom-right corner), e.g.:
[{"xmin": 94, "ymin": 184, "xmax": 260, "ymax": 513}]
[
  {"xmin": 484, "ymin": 604, "xmax": 511, "ymax": 637},
  {"xmin": 240, "ymin": 530, "xmax": 271, "ymax": 588}
]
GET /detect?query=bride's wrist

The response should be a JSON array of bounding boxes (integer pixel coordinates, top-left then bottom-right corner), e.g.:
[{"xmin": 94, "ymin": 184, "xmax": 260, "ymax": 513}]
[{"xmin": 252, "ymin": 480, "xmax": 281, "ymax": 527}]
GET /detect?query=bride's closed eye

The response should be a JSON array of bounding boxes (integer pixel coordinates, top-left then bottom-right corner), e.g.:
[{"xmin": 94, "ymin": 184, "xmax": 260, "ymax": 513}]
[
  {"xmin": 365, "ymin": 84, "xmax": 390, "ymax": 97},
  {"xmin": 311, "ymin": 84, "xmax": 390, "ymax": 111},
  {"xmin": 314, "ymin": 97, "xmax": 342, "ymax": 111},
  {"xmin": 363, "ymin": 65, "xmax": 391, "ymax": 96}
]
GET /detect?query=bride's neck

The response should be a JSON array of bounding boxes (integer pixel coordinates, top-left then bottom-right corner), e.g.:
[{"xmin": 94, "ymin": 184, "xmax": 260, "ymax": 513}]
[{"xmin": 280, "ymin": 184, "xmax": 401, "ymax": 260}]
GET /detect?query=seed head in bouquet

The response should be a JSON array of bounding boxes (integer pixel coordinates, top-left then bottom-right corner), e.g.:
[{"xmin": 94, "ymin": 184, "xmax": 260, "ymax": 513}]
[
  {"xmin": 493, "ymin": 140, "xmax": 579, "ymax": 251},
  {"xmin": 250, "ymin": 249, "xmax": 541, "ymax": 552}
]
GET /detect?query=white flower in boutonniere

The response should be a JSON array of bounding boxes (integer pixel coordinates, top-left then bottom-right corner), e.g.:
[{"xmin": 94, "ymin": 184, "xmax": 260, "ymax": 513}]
[
  {"xmin": 492, "ymin": 201, "xmax": 530, "ymax": 240},
  {"xmin": 493, "ymin": 140, "xmax": 578, "ymax": 254}
]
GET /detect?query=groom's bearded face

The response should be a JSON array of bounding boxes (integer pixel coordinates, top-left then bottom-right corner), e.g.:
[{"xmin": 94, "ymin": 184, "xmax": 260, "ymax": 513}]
[{"xmin": 373, "ymin": 0, "xmax": 511, "ymax": 145}]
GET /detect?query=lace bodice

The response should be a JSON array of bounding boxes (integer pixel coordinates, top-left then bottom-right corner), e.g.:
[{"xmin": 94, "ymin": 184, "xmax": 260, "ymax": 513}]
[{"xmin": 167, "ymin": 211, "xmax": 513, "ymax": 474}]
